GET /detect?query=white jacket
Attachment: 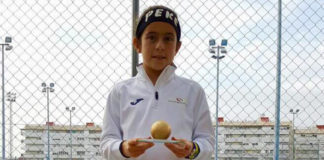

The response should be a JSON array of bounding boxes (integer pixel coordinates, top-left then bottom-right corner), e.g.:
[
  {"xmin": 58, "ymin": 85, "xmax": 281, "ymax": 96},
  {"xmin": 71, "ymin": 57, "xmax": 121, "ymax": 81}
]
[{"xmin": 100, "ymin": 64, "xmax": 214, "ymax": 160}]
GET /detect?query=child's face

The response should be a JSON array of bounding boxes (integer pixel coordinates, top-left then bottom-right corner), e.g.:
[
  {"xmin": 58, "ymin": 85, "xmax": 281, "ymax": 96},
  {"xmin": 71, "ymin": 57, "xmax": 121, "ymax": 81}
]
[{"xmin": 134, "ymin": 22, "xmax": 181, "ymax": 73}]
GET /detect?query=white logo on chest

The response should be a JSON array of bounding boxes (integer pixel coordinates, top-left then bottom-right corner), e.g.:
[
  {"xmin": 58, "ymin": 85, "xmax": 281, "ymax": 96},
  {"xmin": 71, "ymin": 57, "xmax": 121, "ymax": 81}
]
[{"xmin": 168, "ymin": 97, "xmax": 187, "ymax": 105}]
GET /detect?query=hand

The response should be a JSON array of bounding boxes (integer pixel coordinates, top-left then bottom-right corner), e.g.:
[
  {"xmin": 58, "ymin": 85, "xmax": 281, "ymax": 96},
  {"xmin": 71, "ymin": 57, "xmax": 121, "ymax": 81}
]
[
  {"xmin": 164, "ymin": 137, "xmax": 193, "ymax": 158},
  {"xmin": 122, "ymin": 137, "xmax": 154, "ymax": 158}
]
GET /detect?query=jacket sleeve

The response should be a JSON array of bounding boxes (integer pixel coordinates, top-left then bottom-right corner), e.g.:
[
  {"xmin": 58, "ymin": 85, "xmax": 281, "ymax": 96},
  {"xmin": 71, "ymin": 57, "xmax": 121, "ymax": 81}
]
[
  {"xmin": 192, "ymin": 86, "xmax": 215, "ymax": 159},
  {"xmin": 100, "ymin": 86, "xmax": 126, "ymax": 160}
]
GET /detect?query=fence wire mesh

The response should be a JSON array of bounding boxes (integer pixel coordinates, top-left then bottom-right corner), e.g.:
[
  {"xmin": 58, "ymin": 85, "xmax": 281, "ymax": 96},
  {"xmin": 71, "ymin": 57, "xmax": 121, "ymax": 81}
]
[{"xmin": 0, "ymin": 0, "xmax": 323, "ymax": 159}]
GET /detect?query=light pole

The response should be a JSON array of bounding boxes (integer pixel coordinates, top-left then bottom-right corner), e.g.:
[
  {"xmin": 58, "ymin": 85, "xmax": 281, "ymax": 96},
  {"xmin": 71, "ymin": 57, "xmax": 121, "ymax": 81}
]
[
  {"xmin": 290, "ymin": 108, "xmax": 299, "ymax": 160},
  {"xmin": 1, "ymin": 36, "xmax": 13, "ymax": 160},
  {"xmin": 6, "ymin": 92, "xmax": 16, "ymax": 159},
  {"xmin": 209, "ymin": 39, "xmax": 228, "ymax": 160},
  {"xmin": 66, "ymin": 106, "xmax": 75, "ymax": 160},
  {"xmin": 42, "ymin": 82, "xmax": 54, "ymax": 160}
]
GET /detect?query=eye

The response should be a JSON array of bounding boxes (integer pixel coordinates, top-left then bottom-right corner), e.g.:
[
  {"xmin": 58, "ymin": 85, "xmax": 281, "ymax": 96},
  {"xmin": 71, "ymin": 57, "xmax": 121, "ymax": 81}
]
[
  {"xmin": 164, "ymin": 36, "xmax": 175, "ymax": 42},
  {"xmin": 146, "ymin": 34, "xmax": 156, "ymax": 41}
]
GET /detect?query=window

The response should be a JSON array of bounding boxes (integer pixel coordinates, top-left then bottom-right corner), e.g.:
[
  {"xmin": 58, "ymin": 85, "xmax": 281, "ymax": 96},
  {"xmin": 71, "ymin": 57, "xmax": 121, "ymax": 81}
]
[
  {"xmin": 265, "ymin": 142, "xmax": 274, "ymax": 145},
  {"xmin": 77, "ymin": 151, "xmax": 86, "ymax": 155},
  {"xmin": 58, "ymin": 151, "xmax": 68, "ymax": 155},
  {"xmin": 77, "ymin": 137, "xmax": 85, "ymax": 140},
  {"xmin": 280, "ymin": 142, "xmax": 288, "ymax": 145},
  {"xmin": 89, "ymin": 137, "xmax": 100, "ymax": 141},
  {"xmin": 280, "ymin": 126, "xmax": 289, "ymax": 130},
  {"xmin": 225, "ymin": 142, "xmax": 242, "ymax": 145}
]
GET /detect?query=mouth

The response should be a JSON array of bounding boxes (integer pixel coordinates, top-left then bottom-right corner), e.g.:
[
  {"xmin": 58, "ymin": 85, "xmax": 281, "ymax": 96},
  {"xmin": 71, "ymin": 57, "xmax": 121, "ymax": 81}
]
[{"xmin": 152, "ymin": 55, "xmax": 166, "ymax": 60}]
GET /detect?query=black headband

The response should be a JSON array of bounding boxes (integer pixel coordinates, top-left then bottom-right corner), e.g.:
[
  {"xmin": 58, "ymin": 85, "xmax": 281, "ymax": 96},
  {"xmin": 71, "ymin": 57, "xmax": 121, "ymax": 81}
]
[{"xmin": 136, "ymin": 7, "xmax": 181, "ymax": 41}]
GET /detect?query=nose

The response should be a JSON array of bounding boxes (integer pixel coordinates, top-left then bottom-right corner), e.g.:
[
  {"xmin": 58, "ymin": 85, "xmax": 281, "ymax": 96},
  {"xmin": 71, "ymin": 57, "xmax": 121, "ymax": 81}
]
[{"xmin": 155, "ymin": 38, "xmax": 165, "ymax": 51}]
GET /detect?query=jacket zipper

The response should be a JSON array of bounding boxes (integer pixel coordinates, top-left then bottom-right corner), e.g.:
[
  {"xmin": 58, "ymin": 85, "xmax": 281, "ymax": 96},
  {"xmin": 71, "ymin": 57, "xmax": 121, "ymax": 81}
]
[
  {"xmin": 155, "ymin": 91, "xmax": 159, "ymax": 100},
  {"xmin": 153, "ymin": 90, "xmax": 159, "ymax": 108}
]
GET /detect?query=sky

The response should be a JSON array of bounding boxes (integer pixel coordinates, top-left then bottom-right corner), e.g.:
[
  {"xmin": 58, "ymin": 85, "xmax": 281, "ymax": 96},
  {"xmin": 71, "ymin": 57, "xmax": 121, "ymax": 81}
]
[{"xmin": 0, "ymin": 0, "xmax": 323, "ymax": 157}]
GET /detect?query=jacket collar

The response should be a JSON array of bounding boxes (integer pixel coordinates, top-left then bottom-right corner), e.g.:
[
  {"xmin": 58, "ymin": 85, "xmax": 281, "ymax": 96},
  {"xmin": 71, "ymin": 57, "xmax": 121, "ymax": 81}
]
[{"xmin": 136, "ymin": 63, "xmax": 176, "ymax": 87}]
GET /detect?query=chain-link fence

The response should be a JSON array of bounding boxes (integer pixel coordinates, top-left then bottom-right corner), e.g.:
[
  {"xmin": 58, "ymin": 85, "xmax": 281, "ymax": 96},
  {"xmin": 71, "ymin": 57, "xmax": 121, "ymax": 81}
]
[{"xmin": 0, "ymin": 0, "xmax": 323, "ymax": 159}]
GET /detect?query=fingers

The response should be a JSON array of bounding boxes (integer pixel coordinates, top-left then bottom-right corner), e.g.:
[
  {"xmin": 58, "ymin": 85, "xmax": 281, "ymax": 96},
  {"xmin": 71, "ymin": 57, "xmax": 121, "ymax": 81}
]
[
  {"xmin": 164, "ymin": 137, "xmax": 193, "ymax": 158},
  {"xmin": 124, "ymin": 137, "xmax": 193, "ymax": 158},
  {"xmin": 127, "ymin": 138, "xmax": 138, "ymax": 145},
  {"xmin": 123, "ymin": 138, "xmax": 154, "ymax": 158}
]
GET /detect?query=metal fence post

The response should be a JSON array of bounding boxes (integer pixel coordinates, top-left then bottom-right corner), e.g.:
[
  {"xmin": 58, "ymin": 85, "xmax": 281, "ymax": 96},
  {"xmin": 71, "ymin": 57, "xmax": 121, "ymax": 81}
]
[
  {"xmin": 274, "ymin": 0, "xmax": 282, "ymax": 159},
  {"xmin": 132, "ymin": 0, "xmax": 139, "ymax": 77},
  {"xmin": 1, "ymin": 36, "xmax": 13, "ymax": 160}
]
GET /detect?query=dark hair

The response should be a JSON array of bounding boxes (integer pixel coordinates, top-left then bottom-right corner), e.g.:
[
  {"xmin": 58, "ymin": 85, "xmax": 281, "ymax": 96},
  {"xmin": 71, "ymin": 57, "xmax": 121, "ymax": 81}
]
[{"xmin": 135, "ymin": 5, "xmax": 181, "ymax": 41}]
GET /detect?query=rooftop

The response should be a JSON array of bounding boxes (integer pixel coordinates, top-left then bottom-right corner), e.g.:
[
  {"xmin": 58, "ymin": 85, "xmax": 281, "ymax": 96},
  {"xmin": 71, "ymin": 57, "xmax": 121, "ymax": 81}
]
[{"xmin": 21, "ymin": 122, "xmax": 101, "ymax": 131}]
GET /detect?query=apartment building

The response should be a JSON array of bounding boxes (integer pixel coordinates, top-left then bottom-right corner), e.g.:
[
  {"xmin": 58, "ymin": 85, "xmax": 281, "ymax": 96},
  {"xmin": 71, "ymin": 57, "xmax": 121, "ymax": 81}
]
[
  {"xmin": 294, "ymin": 125, "xmax": 324, "ymax": 160},
  {"xmin": 20, "ymin": 118, "xmax": 323, "ymax": 160},
  {"xmin": 20, "ymin": 122, "xmax": 101, "ymax": 160},
  {"xmin": 217, "ymin": 116, "xmax": 293, "ymax": 160}
]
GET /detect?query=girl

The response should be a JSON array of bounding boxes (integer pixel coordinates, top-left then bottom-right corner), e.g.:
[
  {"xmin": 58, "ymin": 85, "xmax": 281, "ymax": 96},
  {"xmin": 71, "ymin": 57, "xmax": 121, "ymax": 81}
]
[{"xmin": 101, "ymin": 5, "xmax": 214, "ymax": 160}]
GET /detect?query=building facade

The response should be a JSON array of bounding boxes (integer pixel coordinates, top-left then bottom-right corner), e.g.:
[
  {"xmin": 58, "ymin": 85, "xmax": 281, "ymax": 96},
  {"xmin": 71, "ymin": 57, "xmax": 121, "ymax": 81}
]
[
  {"xmin": 217, "ymin": 116, "xmax": 293, "ymax": 160},
  {"xmin": 294, "ymin": 125, "xmax": 324, "ymax": 160},
  {"xmin": 20, "ymin": 118, "xmax": 324, "ymax": 160},
  {"xmin": 20, "ymin": 122, "xmax": 101, "ymax": 160}
]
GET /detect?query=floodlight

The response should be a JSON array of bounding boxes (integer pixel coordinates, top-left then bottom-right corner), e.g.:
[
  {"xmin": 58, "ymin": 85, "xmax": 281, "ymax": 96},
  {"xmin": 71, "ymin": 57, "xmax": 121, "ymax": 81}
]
[
  {"xmin": 221, "ymin": 49, "xmax": 227, "ymax": 54},
  {"xmin": 209, "ymin": 39, "xmax": 216, "ymax": 46},
  {"xmin": 5, "ymin": 45, "xmax": 12, "ymax": 51},
  {"xmin": 209, "ymin": 48, "xmax": 215, "ymax": 54},
  {"xmin": 5, "ymin": 37, "xmax": 12, "ymax": 43},
  {"xmin": 221, "ymin": 39, "xmax": 227, "ymax": 46},
  {"xmin": 219, "ymin": 55, "xmax": 225, "ymax": 59}
]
